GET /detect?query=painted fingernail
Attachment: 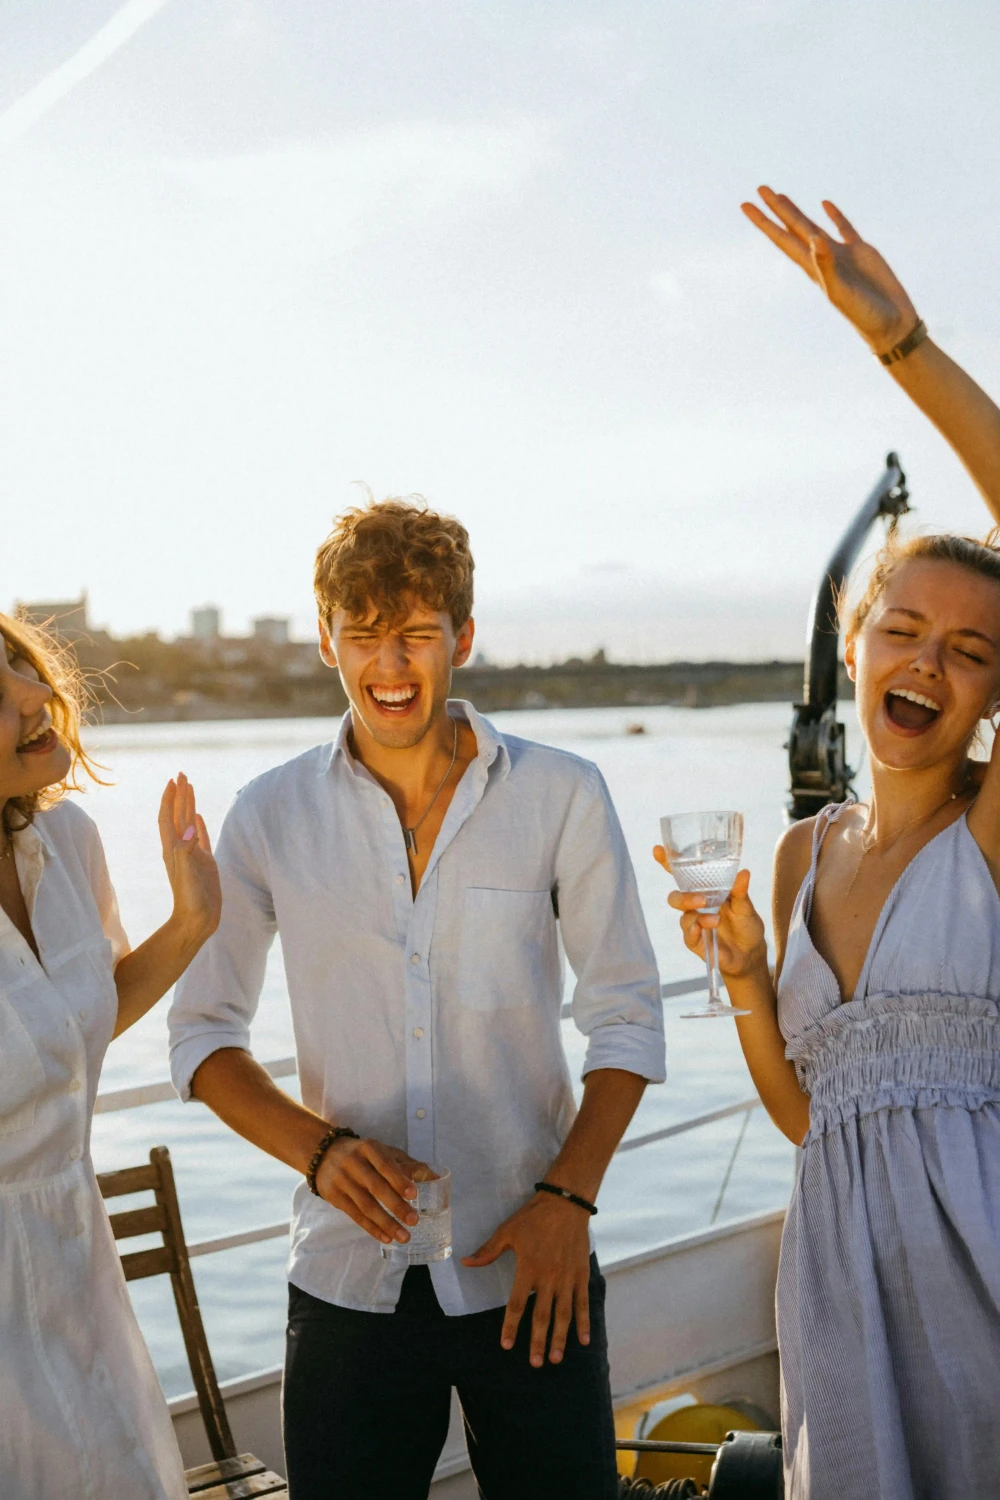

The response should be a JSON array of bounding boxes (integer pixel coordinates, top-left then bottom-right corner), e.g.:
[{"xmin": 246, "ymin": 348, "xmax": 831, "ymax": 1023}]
[{"xmin": 182, "ymin": 826, "xmax": 196, "ymax": 841}]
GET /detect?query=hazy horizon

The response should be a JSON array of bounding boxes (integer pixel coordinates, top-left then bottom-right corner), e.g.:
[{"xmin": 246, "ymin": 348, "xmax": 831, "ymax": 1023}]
[{"xmin": 3, "ymin": 0, "xmax": 1000, "ymax": 662}]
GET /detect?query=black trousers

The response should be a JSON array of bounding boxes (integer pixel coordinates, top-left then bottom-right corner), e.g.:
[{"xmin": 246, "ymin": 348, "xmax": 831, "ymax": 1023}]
[{"xmin": 283, "ymin": 1255, "xmax": 619, "ymax": 1500}]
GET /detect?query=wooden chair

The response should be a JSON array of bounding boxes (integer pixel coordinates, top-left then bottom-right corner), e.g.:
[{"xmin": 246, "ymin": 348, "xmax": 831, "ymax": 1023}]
[{"xmin": 97, "ymin": 1145, "xmax": 288, "ymax": 1499}]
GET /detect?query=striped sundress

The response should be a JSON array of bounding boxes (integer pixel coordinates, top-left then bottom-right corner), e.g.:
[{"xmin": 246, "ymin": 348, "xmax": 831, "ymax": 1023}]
[{"xmin": 775, "ymin": 803, "xmax": 1000, "ymax": 1499}]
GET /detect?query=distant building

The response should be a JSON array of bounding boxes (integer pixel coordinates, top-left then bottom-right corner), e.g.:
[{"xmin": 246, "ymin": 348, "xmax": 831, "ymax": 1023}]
[
  {"xmin": 252, "ymin": 616, "xmax": 290, "ymax": 648},
  {"xmin": 191, "ymin": 605, "xmax": 221, "ymax": 642},
  {"xmin": 16, "ymin": 594, "xmax": 89, "ymax": 638}
]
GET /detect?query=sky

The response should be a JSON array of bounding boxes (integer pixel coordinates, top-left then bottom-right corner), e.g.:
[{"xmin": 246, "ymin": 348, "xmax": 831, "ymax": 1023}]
[{"xmin": 2, "ymin": 0, "xmax": 1000, "ymax": 662}]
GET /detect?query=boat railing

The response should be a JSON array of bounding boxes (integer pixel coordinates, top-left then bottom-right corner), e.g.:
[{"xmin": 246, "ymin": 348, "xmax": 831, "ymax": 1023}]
[{"xmin": 95, "ymin": 973, "xmax": 763, "ymax": 1263}]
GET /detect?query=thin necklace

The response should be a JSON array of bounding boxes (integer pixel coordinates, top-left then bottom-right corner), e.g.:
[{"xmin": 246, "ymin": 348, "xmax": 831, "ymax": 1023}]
[
  {"xmin": 846, "ymin": 788, "xmax": 964, "ymax": 903},
  {"xmin": 842, "ymin": 769, "xmax": 970, "ymax": 908},
  {"xmin": 403, "ymin": 720, "xmax": 458, "ymax": 856},
  {"xmin": 858, "ymin": 774, "xmax": 969, "ymax": 856}
]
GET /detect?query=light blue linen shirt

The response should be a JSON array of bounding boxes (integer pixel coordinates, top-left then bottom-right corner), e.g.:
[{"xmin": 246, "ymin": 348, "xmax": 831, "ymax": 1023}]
[{"xmin": 168, "ymin": 701, "xmax": 664, "ymax": 1315}]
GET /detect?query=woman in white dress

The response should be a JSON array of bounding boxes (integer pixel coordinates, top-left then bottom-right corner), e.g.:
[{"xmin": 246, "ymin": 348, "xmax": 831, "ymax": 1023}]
[{"xmin": 0, "ymin": 612, "xmax": 221, "ymax": 1500}]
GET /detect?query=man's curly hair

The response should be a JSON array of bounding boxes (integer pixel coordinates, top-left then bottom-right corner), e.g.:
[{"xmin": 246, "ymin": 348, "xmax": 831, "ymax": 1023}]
[{"xmin": 314, "ymin": 494, "xmax": 474, "ymax": 629}]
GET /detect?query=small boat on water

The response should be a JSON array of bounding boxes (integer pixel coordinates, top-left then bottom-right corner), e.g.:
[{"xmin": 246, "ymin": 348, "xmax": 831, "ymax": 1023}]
[{"xmin": 102, "ymin": 457, "xmax": 907, "ymax": 1494}]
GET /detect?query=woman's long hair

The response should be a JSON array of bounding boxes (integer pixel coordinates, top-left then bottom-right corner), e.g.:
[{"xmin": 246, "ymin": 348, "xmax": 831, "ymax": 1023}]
[{"xmin": 0, "ymin": 612, "xmax": 107, "ymax": 836}]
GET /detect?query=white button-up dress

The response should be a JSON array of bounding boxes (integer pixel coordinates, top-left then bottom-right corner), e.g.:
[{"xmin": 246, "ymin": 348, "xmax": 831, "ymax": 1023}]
[{"xmin": 0, "ymin": 799, "xmax": 186, "ymax": 1500}]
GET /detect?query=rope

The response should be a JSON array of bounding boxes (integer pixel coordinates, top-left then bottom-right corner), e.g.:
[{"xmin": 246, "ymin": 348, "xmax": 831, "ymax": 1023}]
[{"xmin": 618, "ymin": 1478, "xmax": 701, "ymax": 1498}]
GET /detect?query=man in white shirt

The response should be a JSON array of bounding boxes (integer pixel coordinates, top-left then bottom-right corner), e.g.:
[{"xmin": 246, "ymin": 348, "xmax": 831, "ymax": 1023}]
[{"xmin": 169, "ymin": 497, "xmax": 664, "ymax": 1499}]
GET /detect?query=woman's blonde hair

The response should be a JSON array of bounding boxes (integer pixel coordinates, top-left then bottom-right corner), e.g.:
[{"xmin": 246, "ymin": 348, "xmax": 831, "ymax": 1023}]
[
  {"xmin": 846, "ymin": 528, "xmax": 1000, "ymax": 637},
  {"xmin": 0, "ymin": 612, "xmax": 107, "ymax": 836}
]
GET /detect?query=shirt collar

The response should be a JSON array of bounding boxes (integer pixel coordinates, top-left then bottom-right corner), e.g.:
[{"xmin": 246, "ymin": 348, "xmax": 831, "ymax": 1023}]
[{"xmin": 324, "ymin": 699, "xmax": 511, "ymax": 781}]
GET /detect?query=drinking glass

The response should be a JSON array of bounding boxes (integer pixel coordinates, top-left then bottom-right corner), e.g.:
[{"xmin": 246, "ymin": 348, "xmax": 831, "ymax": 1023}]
[
  {"xmin": 380, "ymin": 1165, "xmax": 452, "ymax": 1264},
  {"xmin": 659, "ymin": 811, "xmax": 749, "ymax": 1019}
]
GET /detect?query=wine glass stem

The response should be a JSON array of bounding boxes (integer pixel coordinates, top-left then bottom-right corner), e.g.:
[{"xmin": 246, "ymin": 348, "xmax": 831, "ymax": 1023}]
[{"xmin": 703, "ymin": 910, "xmax": 724, "ymax": 1009}]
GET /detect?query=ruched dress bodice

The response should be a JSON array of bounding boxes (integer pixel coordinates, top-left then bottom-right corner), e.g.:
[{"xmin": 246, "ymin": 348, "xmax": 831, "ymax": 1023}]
[{"xmin": 775, "ymin": 803, "xmax": 1000, "ymax": 1500}]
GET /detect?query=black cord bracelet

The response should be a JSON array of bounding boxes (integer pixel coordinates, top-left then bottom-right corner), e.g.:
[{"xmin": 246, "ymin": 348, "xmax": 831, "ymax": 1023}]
[
  {"xmin": 307, "ymin": 1125, "xmax": 360, "ymax": 1195},
  {"xmin": 534, "ymin": 1181, "xmax": 598, "ymax": 1216}
]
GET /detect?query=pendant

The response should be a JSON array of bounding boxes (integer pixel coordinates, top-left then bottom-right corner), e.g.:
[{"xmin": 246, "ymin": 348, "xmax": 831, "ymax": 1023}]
[{"xmin": 404, "ymin": 828, "xmax": 417, "ymax": 855}]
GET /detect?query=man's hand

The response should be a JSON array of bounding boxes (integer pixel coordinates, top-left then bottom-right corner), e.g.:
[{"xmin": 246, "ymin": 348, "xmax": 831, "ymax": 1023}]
[
  {"xmin": 315, "ymin": 1136, "xmax": 426, "ymax": 1246},
  {"xmin": 462, "ymin": 1194, "xmax": 592, "ymax": 1367}
]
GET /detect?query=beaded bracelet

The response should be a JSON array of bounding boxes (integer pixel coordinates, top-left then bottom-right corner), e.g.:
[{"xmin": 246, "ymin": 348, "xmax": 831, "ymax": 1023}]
[
  {"xmin": 534, "ymin": 1181, "xmax": 598, "ymax": 1216},
  {"xmin": 307, "ymin": 1125, "xmax": 359, "ymax": 1196}
]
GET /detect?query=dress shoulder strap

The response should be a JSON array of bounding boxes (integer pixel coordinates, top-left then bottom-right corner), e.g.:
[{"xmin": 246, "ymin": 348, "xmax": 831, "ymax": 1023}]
[{"xmin": 802, "ymin": 799, "xmax": 853, "ymax": 925}]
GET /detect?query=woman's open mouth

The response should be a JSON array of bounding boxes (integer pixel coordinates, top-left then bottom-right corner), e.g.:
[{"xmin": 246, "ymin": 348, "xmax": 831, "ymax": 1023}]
[
  {"xmin": 17, "ymin": 726, "xmax": 58, "ymax": 756},
  {"xmin": 366, "ymin": 684, "xmax": 421, "ymax": 717},
  {"xmin": 884, "ymin": 688, "xmax": 942, "ymax": 734}
]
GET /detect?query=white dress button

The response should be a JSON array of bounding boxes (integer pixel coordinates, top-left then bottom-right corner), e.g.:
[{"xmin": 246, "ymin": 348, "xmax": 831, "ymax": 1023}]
[
  {"xmin": 68, "ymin": 1080, "xmax": 81, "ymax": 1094},
  {"xmin": 69, "ymin": 1148, "xmax": 81, "ymax": 1162},
  {"xmin": 396, "ymin": 874, "xmax": 406, "ymax": 885},
  {"xmin": 411, "ymin": 954, "xmax": 420, "ymax": 966},
  {"xmin": 415, "ymin": 1108, "xmax": 426, "ymax": 1119},
  {"xmin": 413, "ymin": 1027, "xmax": 424, "ymax": 1039}
]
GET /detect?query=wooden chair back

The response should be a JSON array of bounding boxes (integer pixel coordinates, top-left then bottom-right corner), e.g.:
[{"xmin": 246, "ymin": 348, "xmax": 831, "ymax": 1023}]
[{"xmin": 97, "ymin": 1145, "xmax": 236, "ymax": 1464}]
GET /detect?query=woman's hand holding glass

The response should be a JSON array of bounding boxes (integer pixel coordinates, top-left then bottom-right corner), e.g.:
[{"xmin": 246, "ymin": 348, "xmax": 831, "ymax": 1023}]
[{"xmin": 653, "ymin": 850, "xmax": 769, "ymax": 997}]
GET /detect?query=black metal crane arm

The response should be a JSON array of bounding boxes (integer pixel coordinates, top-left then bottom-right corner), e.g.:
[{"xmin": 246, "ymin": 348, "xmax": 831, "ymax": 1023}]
[{"xmin": 787, "ymin": 451, "xmax": 910, "ymax": 821}]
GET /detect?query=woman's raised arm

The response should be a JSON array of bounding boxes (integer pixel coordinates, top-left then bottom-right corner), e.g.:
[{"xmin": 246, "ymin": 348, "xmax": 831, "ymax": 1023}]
[{"xmin": 743, "ymin": 186, "xmax": 1000, "ymax": 521}]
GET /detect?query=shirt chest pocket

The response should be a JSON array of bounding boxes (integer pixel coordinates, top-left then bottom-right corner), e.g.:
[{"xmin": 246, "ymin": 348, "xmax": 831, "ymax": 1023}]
[
  {"xmin": 458, "ymin": 887, "xmax": 558, "ymax": 1011},
  {"xmin": 0, "ymin": 994, "xmax": 46, "ymax": 1136}
]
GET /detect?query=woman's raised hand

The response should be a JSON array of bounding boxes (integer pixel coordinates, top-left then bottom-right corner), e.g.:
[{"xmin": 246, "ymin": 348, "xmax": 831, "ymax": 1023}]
[
  {"xmin": 158, "ymin": 773, "xmax": 221, "ymax": 942},
  {"xmin": 653, "ymin": 849, "xmax": 768, "ymax": 983},
  {"xmin": 742, "ymin": 186, "xmax": 918, "ymax": 357}
]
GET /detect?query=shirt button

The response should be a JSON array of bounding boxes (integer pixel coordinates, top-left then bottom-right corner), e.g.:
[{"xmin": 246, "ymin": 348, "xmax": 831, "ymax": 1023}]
[
  {"xmin": 78, "ymin": 1009, "xmax": 86, "ymax": 1020},
  {"xmin": 68, "ymin": 1079, "xmax": 81, "ymax": 1094},
  {"xmin": 413, "ymin": 1027, "xmax": 424, "ymax": 1039},
  {"xmin": 411, "ymin": 954, "xmax": 420, "ymax": 966},
  {"xmin": 69, "ymin": 1148, "xmax": 81, "ymax": 1162},
  {"xmin": 396, "ymin": 874, "xmax": 406, "ymax": 885},
  {"xmin": 415, "ymin": 1108, "xmax": 426, "ymax": 1119}
]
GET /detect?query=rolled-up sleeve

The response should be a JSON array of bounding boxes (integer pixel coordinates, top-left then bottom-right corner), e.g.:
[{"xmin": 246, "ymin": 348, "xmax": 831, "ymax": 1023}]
[
  {"xmin": 168, "ymin": 790, "xmax": 277, "ymax": 1101},
  {"xmin": 555, "ymin": 764, "xmax": 665, "ymax": 1084}
]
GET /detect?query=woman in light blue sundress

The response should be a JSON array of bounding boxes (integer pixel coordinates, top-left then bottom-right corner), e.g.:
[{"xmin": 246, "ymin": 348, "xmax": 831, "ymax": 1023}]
[{"xmin": 657, "ymin": 189, "xmax": 1000, "ymax": 1499}]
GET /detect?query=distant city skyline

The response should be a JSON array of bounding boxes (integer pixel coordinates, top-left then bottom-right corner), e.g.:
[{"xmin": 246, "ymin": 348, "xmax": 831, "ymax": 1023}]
[{"xmin": 3, "ymin": 1, "xmax": 999, "ymax": 662}]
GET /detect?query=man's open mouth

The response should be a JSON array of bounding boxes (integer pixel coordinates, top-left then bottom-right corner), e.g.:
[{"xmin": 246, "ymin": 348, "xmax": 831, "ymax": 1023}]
[
  {"xmin": 884, "ymin": 688, "xmax": 942, "ymax": 733},
  {"xmin": 367, "ymin": 684, "xmax": 420, "ymax": 715},
  {"xmin": 17, "ymin": 725, "xmax": 58, "ymax": 756}
]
